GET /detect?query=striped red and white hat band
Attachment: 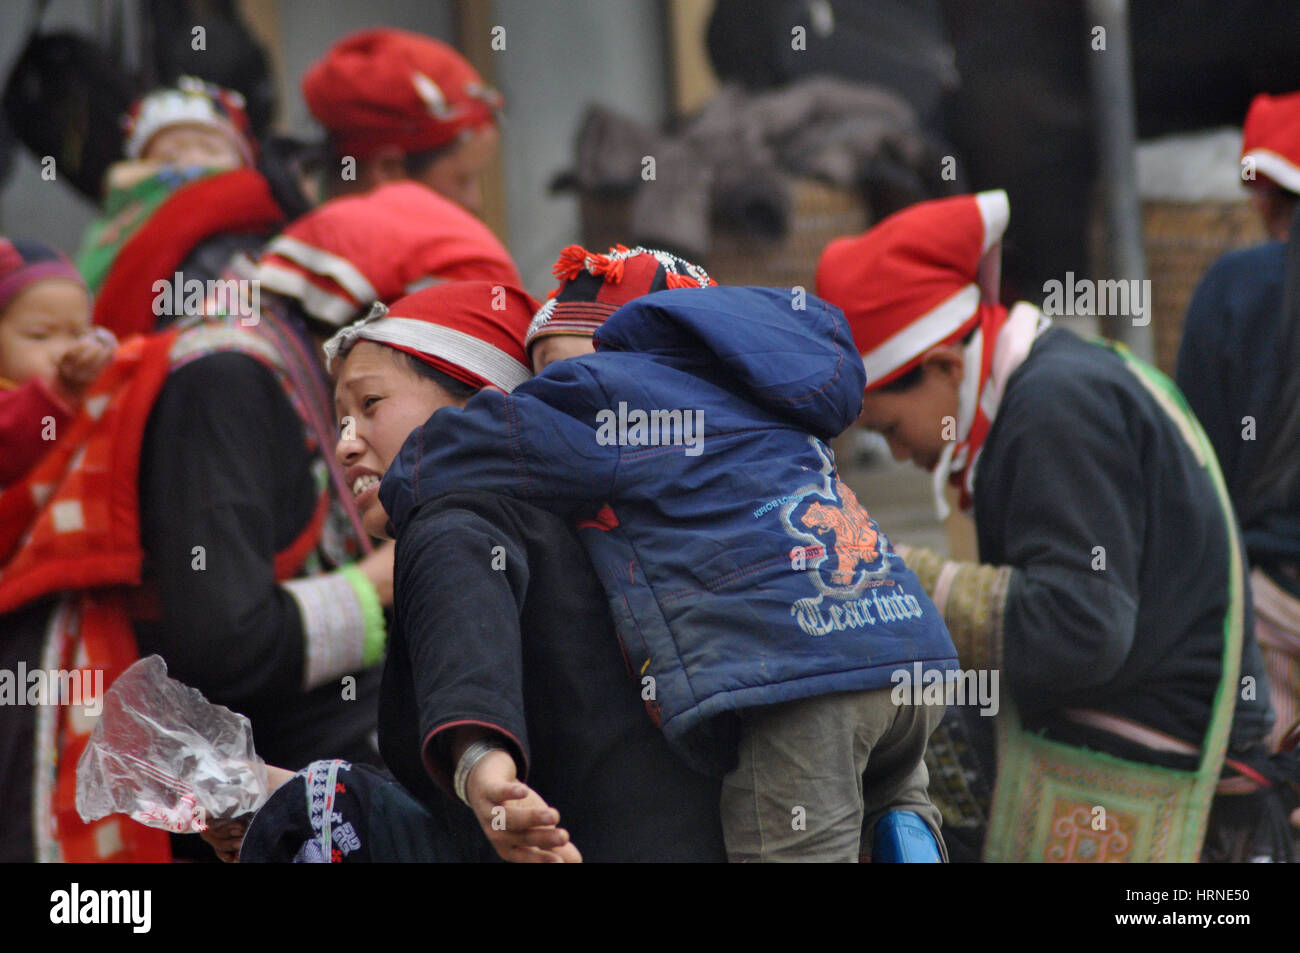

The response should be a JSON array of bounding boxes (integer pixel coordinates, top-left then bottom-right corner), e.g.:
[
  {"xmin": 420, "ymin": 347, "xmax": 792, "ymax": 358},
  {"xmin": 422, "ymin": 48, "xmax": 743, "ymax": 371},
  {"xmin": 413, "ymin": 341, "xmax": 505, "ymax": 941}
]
[
  {"xmin": 336, "ymin": 315, "xmax": 531, "ymax": 391},
  {"xmin": 1243, "ymin": 148, "xmax": 1300, "ymax": 195},
  {"xmin": 860, "ymin": 284, "xmax": 982, "ymax": 384},
  {"xmin": 323, "ymin": 281, "xmax": 535, "ymax": 392},
  {"xmin": 257, "ymin": 236, "xmax": 380, "ymax": 327}
]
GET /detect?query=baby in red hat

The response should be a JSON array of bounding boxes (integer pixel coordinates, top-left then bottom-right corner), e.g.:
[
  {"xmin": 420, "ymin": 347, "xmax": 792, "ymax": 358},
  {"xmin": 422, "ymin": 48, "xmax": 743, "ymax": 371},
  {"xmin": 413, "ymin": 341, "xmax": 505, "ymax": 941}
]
[
  {"xmin": 0, "ymin": 239, "xmax": 115, "ymax": 486},
  {"xmin": 118, "ymin": 76, "xmax": 256, "ymax": 180},
  {"xmin": 302, "ymin": 28, "xmax": 503, "ymax": 216}
]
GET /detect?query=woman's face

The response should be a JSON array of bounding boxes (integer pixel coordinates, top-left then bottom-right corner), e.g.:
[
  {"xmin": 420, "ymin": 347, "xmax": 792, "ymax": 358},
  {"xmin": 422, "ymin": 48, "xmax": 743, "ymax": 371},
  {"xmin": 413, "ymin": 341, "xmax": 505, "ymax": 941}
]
[
  {"xmin": 415, "ymin": 123, "xmax": 499, "ymax": 217},
  {"xmin": 857, "ymin": 347, "xmax": 965, "ymax": 472},
  {"xmin": 334, "ymin": 341, "xmax": 467, "ymax": 537}
]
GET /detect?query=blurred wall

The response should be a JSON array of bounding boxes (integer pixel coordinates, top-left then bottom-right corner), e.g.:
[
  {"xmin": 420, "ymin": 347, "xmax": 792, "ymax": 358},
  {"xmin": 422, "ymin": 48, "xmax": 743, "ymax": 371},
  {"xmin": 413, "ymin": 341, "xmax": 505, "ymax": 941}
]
[
  {"xmin": 490, "ymin": 0, "xmax": 668, "ymax": 293},
  {"xmin": 272, "ymin": 1, "xmax": 455, "ymax": 136}
]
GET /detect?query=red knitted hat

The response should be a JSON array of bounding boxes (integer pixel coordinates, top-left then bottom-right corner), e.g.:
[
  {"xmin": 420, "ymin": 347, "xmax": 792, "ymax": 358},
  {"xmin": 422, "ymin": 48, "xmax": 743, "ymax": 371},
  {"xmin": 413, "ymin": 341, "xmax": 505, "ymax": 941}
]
[
  {"xmin": 815, "ymin": 190, "xmax": 1009, "ymax": 390},
  {"xmin": 0, "ymin": 238, "xmax": 85, "ymax": 316},
  {"xmin": 1241, "ymin": 90, "xmax": 1300, "ymax": 195},
  {"xmin": 525, "ymin": 244, "xmax": 715, "ymax": 350},
  {"xmin": 256, "ymin": 181, "xmax": 522, "ymax": 327},
  {"xmin": 323, "ymin": 280, "xmax": 535, "ymax": 393},
  {"xmin": 303, "ymin": 28, "xmax": 502, "ymax": 161}
]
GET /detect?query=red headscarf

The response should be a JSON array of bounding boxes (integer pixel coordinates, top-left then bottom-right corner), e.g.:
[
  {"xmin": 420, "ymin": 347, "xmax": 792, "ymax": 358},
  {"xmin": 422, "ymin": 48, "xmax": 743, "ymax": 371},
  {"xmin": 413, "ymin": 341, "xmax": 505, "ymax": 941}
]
[
  {"xmin": 817, "ymin": 190, "xmax": 1038, "ymax": 514},
  {"xmin": 1241, "ymin": 90, "xmax": 1300, "ymax": 194},
  {"xmin": 303, "ymin": 28, "xmax": 502, "ymax": 160},
  {"xmin": 816, "ymin": 190, "xmax": 1009, "ymax": 391}
]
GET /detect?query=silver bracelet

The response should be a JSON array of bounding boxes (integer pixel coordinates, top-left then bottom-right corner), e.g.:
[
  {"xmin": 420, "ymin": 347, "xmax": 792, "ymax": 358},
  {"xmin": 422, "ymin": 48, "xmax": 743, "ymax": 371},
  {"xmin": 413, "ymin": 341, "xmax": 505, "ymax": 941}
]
[{"xmin": 453, "ymin": 739, "xmax": 506, "ymax": 806}]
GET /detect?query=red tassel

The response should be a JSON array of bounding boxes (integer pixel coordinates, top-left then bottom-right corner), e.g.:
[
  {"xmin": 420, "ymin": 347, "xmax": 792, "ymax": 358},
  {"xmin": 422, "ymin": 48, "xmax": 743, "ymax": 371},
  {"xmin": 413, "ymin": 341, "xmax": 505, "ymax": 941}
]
[
  {"xmin": 588, "ymin": 245, "xmax": 627, "ymax": 283},
  {"xmin": 664, "ymin": 272, "xmax": 695, "ymax": 289},
  {"xmin": 552, "ymin": 244, "xmax": 591, "ymax": 282}
]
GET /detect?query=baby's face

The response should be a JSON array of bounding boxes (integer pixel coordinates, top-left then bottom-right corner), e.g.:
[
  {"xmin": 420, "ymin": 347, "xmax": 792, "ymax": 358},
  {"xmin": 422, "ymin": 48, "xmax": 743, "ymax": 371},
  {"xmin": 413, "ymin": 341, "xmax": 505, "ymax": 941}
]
[
  {"xmin": 0, "ymin": 279, "xmax": 93, "ymax": 386},
  {"xmin": 142, "ymin": 124, "xmax": 243, "ymax": 171},
  {"xmin": 530, "ymin": 334, "xmax": 595, "ymax": 373}
]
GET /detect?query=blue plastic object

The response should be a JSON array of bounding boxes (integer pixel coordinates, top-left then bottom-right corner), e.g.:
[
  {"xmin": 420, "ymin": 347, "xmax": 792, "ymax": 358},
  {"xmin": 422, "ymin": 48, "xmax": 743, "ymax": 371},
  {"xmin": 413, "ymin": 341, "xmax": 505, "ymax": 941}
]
[{"xmin": 871, "ymin": 810, "xmax": 943, "ymax": 863}]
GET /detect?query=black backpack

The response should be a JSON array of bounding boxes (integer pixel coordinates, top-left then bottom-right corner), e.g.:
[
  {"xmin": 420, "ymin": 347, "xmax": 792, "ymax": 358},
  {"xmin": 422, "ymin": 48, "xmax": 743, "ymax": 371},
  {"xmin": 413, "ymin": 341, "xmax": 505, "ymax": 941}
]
[{"xmin": 3, "ymin": 27, "xmax": 138, "ymax": 199}]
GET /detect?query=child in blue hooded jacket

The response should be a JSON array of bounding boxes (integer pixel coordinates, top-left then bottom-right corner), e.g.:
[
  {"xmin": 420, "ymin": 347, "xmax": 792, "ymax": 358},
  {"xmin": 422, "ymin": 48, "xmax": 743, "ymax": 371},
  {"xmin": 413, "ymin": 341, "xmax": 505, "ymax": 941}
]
[{"xmin": 375, "ymin": 245, "xmax": 959, "ymax": 861}]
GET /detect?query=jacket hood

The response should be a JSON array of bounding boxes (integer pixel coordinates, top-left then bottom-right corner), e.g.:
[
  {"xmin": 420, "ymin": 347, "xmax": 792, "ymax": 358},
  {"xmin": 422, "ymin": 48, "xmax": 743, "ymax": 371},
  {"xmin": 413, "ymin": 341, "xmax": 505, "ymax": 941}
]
[{"xmin": 593, "ymin": 285, "xmax": 866, "ymax": 438}]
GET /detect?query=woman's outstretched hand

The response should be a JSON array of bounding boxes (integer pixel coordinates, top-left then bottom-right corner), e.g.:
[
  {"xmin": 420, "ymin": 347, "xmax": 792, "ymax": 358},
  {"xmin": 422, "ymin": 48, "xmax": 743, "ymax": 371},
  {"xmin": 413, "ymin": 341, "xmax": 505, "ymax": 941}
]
[{"xmin": 465, "ymin": 749, "xmax": 582, "ymax": 863}]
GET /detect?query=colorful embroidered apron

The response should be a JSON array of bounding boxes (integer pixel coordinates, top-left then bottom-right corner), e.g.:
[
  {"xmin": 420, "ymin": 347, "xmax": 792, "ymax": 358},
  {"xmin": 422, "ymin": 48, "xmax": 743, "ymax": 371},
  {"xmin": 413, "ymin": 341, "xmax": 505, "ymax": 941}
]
[{"xmin": 982, "ymin": 341, "xmax": 1244, "ymax": 863}]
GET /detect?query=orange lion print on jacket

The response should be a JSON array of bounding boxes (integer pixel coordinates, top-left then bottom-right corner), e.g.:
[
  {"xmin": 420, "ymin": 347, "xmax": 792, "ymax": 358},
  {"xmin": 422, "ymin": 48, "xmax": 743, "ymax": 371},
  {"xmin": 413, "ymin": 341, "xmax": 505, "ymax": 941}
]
[{"xmin": 800, "ymin": 480, "xmax": 880, "ymax": 585}]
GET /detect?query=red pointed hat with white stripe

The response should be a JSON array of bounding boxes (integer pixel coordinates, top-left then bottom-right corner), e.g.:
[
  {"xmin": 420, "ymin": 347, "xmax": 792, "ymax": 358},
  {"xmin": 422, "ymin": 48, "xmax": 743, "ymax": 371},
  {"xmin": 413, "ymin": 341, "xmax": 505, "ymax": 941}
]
[
  {"xmin": 1241, "ymin": 90, "xmax": 1300, "ymax": 194},
  {"xmin": 323, "ymin": 280, "xmax": 535, "ymax": 393},
  {"xmin": 815, "ymin": 189, "xmax": 1009, "ymax": 390}
]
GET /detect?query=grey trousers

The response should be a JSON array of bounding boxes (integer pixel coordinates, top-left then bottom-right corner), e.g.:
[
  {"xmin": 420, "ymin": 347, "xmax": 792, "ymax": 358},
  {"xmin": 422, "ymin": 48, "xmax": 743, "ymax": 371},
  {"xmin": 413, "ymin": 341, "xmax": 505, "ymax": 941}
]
[{"xmin": 719, "ymin": 688, "xmax": 947, "ymax": 862}]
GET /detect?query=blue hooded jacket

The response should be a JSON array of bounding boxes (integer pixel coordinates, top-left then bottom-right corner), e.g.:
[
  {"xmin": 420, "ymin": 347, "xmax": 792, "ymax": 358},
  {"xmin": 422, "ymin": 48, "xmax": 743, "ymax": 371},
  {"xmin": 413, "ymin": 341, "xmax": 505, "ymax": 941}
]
[{"xmin": 381, "ymin": 286, "xmax": 958, "ymax": 776}]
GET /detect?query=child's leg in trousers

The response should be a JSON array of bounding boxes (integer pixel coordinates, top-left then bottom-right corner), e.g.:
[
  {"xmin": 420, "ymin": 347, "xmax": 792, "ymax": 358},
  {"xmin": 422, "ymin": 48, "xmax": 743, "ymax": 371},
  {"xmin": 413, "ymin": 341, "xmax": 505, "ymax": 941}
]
[
  {"xmin": 720, "ymin": 688, "xmax": 921, "ymax": 862},
  {"xmin": 858, "ymin": 700, "xmax": 949, "ymax": 862}
]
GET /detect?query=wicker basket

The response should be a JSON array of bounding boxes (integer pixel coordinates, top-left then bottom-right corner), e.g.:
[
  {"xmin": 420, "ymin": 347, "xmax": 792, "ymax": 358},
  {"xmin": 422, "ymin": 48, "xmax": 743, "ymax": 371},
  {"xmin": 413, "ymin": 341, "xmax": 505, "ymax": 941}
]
[
  {"xmin": 1092, "ymin": 199, "xmax": 1266, "ymax": 375},
  {"xmin": 707, "ymin": 180, "xmax": 870, "ymax": 289},
  {"xmin": 579, "ymin": 179, "xmax": 871, "ymax": 291},
  {"xmin": 1139, "ymin": 200, "xmax": 1265, "ymax": 374}
]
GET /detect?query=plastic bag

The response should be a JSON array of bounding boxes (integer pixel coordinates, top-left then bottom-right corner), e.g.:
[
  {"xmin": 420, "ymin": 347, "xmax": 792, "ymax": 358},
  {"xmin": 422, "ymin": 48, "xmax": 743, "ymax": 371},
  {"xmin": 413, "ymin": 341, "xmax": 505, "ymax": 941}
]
[{"xmin": 76, "ymin": 655, "xmax": 269, "ymax": 833}]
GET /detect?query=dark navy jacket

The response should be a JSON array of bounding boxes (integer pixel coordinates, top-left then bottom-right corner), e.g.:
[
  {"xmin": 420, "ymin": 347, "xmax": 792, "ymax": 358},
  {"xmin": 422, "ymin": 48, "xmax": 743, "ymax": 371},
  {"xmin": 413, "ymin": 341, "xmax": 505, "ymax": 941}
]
[
  {"xmin": 381, "ymin": 286, "xmax": 958, "ymax": 776},
  {"xmin": 1176, "ymin": 242, "xmax": 1300, "ymax": 572},
  {"xmin": 982, "ymin": 328, "xmax": 1272, "ymax": 757}
]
